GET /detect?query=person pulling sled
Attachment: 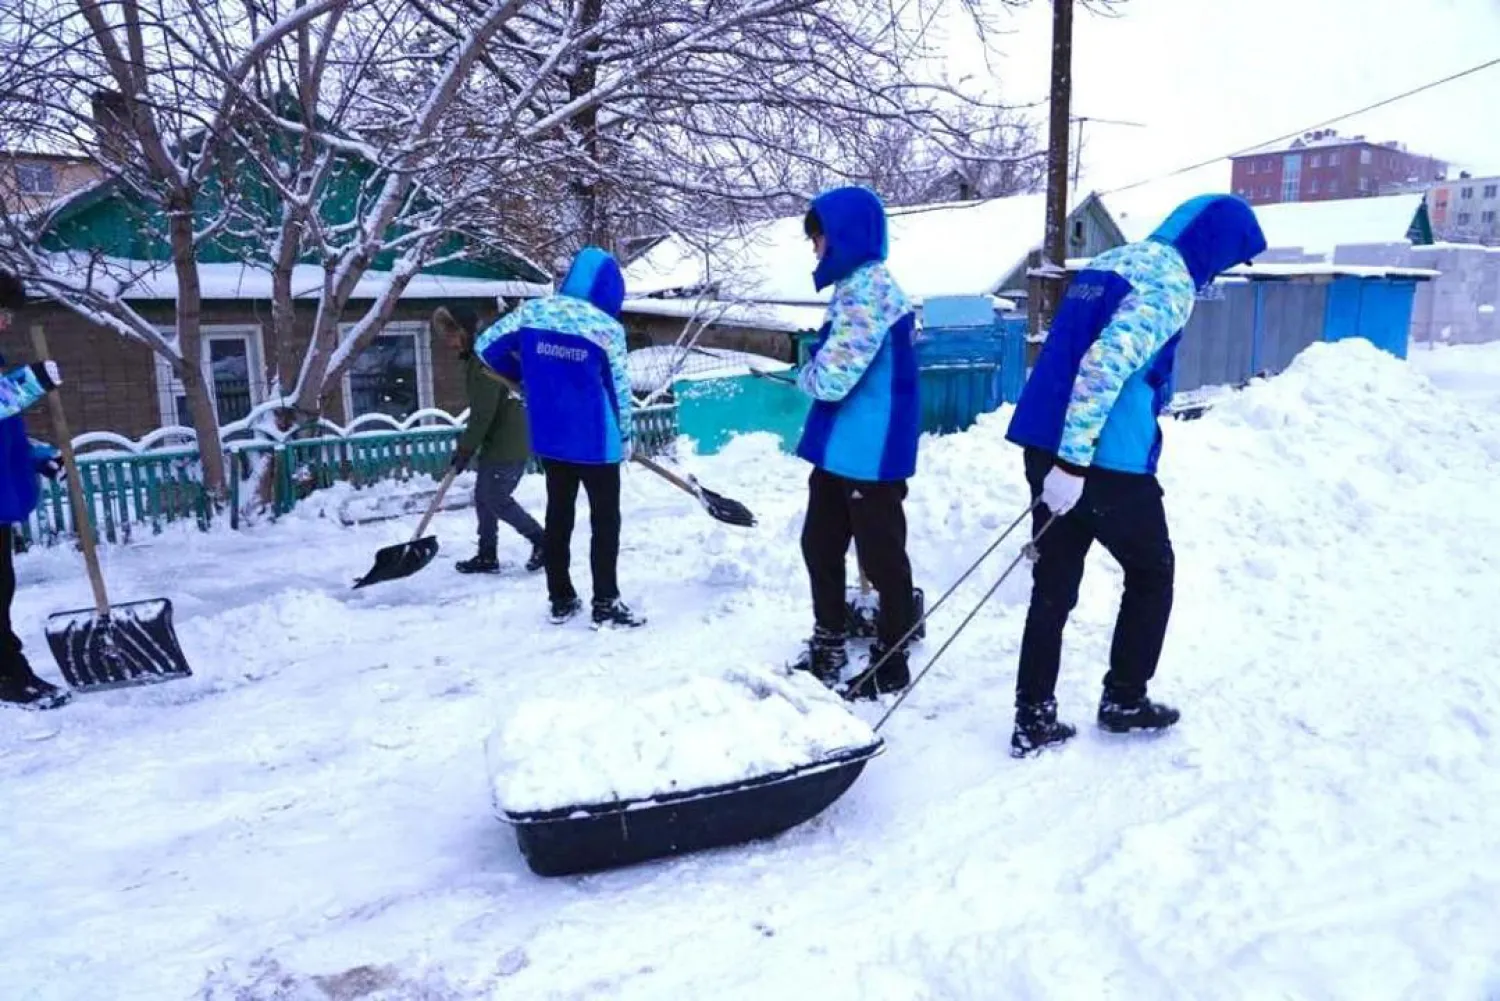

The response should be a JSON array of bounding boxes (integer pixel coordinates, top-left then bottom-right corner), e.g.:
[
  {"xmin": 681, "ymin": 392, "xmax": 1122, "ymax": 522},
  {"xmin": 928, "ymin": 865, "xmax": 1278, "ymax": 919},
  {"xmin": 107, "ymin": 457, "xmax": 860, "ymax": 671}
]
[
  {"xmin": 474, "ymin": 247, "xmax": 644, "ymax": 629},
  {"xmin": 0, "ymin": 268, "xmax": 69, "ymax": 710},
  {"xmin": 1003, "ymin": 194, "xmax": 1267, "ymax": 757},
  {"xmin": 788, "ymin": 186, "xmax": 921, "ymax": 700},
  {"xmin": 433, "ymin": 303, "xmax": 545, "ymax": 575}
]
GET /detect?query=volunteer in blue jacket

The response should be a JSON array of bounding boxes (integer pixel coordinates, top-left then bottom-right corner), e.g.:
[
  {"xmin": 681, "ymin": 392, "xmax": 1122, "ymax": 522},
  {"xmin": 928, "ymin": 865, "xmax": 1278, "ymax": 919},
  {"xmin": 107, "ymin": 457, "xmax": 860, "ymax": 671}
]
[
  {"xmin": 790, "ymin": 185, "xmax": 920, "ymax": 699},
  {"xmin": 474, "ymin": 247, "xmax": 644, "ymax": 629},
  {"xmin": 0, "ymin": 269, "xmax": 69, "ymax": 710},
  {"xmin": 1004, "ymin": 194, "xmax": 1267, "ymax": 757}
]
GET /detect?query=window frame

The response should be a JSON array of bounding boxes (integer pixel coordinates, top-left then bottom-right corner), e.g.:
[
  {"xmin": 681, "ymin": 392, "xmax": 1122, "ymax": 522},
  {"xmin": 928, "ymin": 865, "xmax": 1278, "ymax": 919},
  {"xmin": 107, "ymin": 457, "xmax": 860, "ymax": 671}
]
[
  {"xmin": 152, "ymin": 323, "xmax": 268, "ymax": 429},
  {"xmin": 338, "ymin": 320, "xmax": 435, "ymax": 423}
]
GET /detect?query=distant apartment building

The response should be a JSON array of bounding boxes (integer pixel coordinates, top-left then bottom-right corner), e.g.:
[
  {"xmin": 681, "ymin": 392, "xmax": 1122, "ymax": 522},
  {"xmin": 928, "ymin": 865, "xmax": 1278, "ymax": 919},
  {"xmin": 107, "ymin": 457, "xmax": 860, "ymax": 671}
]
[
  {"xmin": 0, "ymin": 151, "xmax": 102, "ymax": 215},
  {"xmin": 1229, "ymin": 129, "xmax": 1447, "ymax": 206},
  {"xmin": 1425, "ymin": 174, "xmax": 1500, "ymax": 245}
]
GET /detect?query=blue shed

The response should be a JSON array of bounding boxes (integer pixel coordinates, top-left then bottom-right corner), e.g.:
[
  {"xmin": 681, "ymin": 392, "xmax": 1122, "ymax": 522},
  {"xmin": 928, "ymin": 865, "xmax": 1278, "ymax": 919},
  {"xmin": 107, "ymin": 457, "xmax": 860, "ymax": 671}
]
[{"xmin": 1166, "ymin": 263, "xmax": 1436, "ymax": 395}]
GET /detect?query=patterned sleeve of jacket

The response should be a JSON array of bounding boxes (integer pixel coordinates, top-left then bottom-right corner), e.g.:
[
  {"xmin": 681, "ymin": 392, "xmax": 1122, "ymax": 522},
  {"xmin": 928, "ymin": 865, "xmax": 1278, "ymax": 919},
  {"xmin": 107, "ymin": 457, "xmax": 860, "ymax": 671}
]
[
  {"xmin": 474, "ymin": 308, "xmax": 528, "ymax": 383},
  {"xmin": 796, "ymin": 263, "xmax": 904, "ymax": 403},
  {"xmin": 0, "ymin": 364, "xmax": 52, "ymax": 421},
  {"xmin": 1057, "ymin": 279, "xmax": 1194, "ymax": 467},
  {"xmin": 604, "ymin": 318, "xmax": 634, "ymax": 447}
]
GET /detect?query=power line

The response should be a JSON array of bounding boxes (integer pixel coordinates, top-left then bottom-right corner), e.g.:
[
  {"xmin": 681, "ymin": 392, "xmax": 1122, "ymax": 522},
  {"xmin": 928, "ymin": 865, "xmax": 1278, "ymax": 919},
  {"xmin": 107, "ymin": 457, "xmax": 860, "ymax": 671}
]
[{"xmin": 1102, "ymin": 55, "xmax": 1500, "ymax": 196}]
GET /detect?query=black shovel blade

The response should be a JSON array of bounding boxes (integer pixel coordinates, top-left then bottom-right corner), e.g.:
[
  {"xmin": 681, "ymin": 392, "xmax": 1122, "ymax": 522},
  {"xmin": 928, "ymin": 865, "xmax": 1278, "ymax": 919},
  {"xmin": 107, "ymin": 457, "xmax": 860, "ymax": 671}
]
[
  {"xmin": 352, "ymin": 536, "xmax": 439, "ymax": 589},
  {"xmin": 44, "ymin": 598, "xmax": 193, "ymax": 693},
  {"xmin": 844, "ymin": 586, "xmax": 927, "ymax": 640},
  {"xmin": 689, "ymin": 478, "xmax": 756, "ymax": 528}
]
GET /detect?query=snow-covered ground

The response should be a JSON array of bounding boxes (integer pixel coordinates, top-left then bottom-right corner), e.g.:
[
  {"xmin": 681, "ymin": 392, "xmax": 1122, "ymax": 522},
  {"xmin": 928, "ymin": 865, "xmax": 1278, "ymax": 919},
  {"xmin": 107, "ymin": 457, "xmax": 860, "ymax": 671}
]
[{"xmin": 5, "ymin": 340, "xmax": 1500, "ymax": 1000}]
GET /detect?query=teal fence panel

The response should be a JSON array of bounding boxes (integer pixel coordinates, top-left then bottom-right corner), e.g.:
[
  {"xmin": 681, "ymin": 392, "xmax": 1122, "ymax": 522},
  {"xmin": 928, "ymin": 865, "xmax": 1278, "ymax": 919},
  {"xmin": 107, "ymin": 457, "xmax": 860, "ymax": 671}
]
[{"xmin": 11, "ymin": 403, "xmax": 680, "ymax": 547}]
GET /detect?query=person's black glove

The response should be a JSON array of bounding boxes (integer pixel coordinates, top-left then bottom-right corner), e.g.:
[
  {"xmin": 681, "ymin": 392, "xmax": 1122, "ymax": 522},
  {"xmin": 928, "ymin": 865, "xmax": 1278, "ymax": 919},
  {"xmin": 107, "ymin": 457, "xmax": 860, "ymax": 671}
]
[
  {"xmin": 451, "ymin": 445, "xmax": 474, "ymax": 471},
  {"xmin": 36, "ymin": 454, "xmax": 63, "ymax": 480}
]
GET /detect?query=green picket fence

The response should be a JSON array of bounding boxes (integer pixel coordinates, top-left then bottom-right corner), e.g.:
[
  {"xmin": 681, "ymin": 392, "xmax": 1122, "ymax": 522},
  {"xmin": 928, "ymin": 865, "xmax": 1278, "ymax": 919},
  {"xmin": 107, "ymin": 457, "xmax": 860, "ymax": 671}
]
[{"xmin": 15, "ymin": 403, "xmax": 681, "ymax": 546}]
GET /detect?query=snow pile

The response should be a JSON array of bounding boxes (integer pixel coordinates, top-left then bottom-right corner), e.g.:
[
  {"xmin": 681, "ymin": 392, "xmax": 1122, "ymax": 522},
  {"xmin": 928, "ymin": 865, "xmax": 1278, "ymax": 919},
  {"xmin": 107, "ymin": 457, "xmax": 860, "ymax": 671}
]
[{"xmin": 486, "ymin": 665, "xmax": 877, "ymax": 813}]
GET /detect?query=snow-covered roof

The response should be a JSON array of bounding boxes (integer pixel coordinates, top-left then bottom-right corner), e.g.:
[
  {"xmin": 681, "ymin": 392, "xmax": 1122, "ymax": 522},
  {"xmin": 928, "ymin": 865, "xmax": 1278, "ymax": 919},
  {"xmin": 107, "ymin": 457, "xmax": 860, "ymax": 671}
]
[
  {"xmin": 624, "ymin": 193, "xmax": 1077, "ymax": 306},
  {"xmin": 33, "ymin": 256, "xmax": 552, "ymax": 302},
  {"xmin": 1063, "ymin": 256, "xmax": 1437, "ymax": 282},
  {"xmin": 1105, "ymin": 192, "xmax": 1426, "ymax": 257},
  {"xmin": 621, "ymin": 297, "xmax": 826, "ymax": 333},
  {"xmin": 1249, "ymin": 195, "xmax": 1426, "ymax": 258}
]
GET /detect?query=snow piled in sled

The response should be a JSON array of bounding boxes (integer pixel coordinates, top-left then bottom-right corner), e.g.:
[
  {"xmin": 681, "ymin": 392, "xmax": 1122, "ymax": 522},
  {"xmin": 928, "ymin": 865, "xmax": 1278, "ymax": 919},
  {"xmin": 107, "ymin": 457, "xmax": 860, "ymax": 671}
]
[{"xmin": 487, "ymin": 665, "xmax": 876, "ymax": 813}]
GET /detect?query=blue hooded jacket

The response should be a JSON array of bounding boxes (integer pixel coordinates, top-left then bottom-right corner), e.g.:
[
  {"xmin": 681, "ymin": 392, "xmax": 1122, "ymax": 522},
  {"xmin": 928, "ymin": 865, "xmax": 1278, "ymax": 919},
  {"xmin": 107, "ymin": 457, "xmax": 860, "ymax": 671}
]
[
  {"xmin": 795, "ymin": 186, "xmax": 920, "ymax": 483},
  {"xmin": 1006, "ymin": 194, "xmax": 1267, "ymax": 475},
  {"xmin": 0, "ymin": 356, "xmax": 59, "ymax": 523},
  {"xmin": 474, "ymin": 247, "xmax": 634, "ymax": 465}
]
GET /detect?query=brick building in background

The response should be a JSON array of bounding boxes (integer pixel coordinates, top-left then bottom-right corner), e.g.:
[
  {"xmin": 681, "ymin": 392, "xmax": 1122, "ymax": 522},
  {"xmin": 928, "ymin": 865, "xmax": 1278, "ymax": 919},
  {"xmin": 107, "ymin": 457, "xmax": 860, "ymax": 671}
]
[
  {"xmin": 1230, "ymin": 129, "xmax": 1447, "ymax": 206},
  {"xmin": 1425, "ymin": 173, "xmax": 1500, "ymax": 246},
  {"xmin": 0, "ymin": 151, "xmax": 102, "ymax": 214}
]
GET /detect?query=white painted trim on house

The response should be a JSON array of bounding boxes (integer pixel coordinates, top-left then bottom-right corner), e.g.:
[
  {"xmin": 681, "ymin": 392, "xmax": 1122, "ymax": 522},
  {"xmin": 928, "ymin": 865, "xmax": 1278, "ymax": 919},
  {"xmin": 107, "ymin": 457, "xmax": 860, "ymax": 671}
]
[
  {"xmin": 152, "ymin": 323, "xmax": 268, "ymax": 427},
  {"xmin": 337, "ymin": 320, "xmax": 435, "ymax": 422}
]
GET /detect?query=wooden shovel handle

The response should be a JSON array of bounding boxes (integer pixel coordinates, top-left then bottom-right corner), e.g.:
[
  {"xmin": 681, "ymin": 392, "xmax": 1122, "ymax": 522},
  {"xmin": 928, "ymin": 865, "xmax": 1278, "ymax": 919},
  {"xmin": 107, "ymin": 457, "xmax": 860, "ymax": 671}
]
[
  {"xmin": 412, "ymin": 466, "xmax": 460, "ymax": 542},
  {"xmin": 30, "ymin": 324, "xmax": 110, "ymax": 617}
]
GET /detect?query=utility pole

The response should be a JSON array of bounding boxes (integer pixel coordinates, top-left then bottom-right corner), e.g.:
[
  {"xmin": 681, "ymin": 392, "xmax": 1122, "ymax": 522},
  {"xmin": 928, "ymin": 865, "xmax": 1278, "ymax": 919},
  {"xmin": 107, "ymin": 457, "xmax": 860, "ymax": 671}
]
[{"xmin": 1028, "ymin": 0, "xmax": 1074, "ymax": 345}]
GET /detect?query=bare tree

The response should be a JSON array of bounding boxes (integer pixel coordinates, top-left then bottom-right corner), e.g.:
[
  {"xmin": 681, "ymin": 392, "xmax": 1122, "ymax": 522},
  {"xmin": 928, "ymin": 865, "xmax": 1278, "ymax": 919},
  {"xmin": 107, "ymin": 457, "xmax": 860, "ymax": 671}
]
[{"xmin": 0, "ymin": 0, "xmax": 350, "ymax": 500}]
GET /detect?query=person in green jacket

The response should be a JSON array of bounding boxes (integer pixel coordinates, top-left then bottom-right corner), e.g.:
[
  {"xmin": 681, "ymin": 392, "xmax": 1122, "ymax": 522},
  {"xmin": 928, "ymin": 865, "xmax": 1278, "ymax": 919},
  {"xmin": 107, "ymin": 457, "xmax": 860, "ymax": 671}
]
[{"xmin": 433, "ymin": 304, "xmax": 544, "ymax": 574}]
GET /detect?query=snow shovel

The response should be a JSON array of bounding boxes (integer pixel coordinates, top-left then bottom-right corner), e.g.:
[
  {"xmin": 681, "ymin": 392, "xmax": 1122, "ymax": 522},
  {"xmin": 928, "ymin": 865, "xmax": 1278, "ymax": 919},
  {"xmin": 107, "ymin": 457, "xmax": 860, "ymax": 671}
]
[
  {"xmin": 844, "ymin": 562, "xmax": 927, "ymax": 642},
  {"xmin": 351, "ymin": 466, "xmax": 459, "ymax": 589},
  {"xmin": 629, "ymin": 453, "xmax": 756, "ymax": 528},
  {"xmin": 30, "ymin": 325, "xmax": 192, "ymax": 693}
]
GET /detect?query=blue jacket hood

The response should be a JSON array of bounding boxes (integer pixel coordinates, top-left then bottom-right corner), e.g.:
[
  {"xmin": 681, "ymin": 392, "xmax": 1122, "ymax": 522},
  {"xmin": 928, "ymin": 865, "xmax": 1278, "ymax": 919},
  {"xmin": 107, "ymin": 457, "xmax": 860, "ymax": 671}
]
[
  {"xmin": 558, "ymin": 246, "xmax": 625, "ymax": 318},
  {"xmin": 809, "ymin": 186, "xmax": 889, "ymax": 292},
  {"xmin": 1147, "ymin": 194, "xmax": 1267, "ymax": 289}
]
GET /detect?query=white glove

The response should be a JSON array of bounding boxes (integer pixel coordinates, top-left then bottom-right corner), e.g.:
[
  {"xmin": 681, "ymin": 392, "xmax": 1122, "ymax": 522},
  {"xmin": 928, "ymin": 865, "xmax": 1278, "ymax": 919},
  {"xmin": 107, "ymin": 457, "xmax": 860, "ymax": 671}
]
[
  {"xmin": 1040, "ymin": 466, "xmax": 1085, "ymax": 516},
  {"xmin": 44, "ymin": 360, "xmax": 61, "ymax": 387}
]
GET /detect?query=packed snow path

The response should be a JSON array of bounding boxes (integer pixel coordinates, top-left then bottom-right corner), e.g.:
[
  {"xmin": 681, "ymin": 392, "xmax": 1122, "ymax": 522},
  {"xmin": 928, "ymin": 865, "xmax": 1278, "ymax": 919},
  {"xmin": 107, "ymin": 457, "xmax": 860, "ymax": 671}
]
[{"xmin": 4, "ymin": 341, "xmax": 1500, "ymax": 1000}]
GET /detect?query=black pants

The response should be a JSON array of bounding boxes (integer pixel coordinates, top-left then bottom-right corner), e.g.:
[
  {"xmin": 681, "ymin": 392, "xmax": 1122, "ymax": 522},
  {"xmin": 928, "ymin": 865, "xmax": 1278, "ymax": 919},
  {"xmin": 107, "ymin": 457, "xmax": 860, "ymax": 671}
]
[
  {"xmin": 542, "ymin": 460, "xmax": 621, "ymax": 605},
  {"xmin": 1015, "ymin": 448, "xmax": 1175, "ymax": 706},
  {"xmin": 0, "ymin": 525, "xmax": 23, "ymax": 680},
  {"xmin": 801, "ymin": 467, "xmax": 915, "ymax": 649}
]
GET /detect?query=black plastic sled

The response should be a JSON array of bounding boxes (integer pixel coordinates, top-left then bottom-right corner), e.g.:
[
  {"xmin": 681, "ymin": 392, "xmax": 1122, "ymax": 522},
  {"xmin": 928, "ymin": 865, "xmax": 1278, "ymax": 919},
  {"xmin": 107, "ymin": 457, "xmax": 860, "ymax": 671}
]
[
  {"xmin": 845, "ymin": 586, "xmax": 926, "ymax": 642},
  {"xmin": 499, "ymin": 739, "xmax": 884, "ymax": 877}
]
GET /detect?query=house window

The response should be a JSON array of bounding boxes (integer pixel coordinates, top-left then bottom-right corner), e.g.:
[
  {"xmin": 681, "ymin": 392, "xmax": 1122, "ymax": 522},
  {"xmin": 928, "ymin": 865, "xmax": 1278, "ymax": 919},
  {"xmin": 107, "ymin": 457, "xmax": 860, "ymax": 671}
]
[
  {"xmin": 1458, "ymin": 212, "xmax": 1472, "ymax": 225},
  {"xmin": 14, "ymin": 162, "xmax": 55, "ymax": 196},
  {"xmin": 1360, "ymin": 149, "xmax": 1372, "ymax": 165},
  {"xmin": 1329, "ymin": 179, "xmax": 1339, "ymax": 195},
  {"xmin": 153, "ymin": 325, "xmax": 267, "ymax": 428},
  {"xmin": 1483, "ymin": 211, "xmax": 1496, "ymax": 223},
  {"xmin": 1247, "ymin": 162, "xmax": 1256, "ymax": 175},
  {"xmin": 1281, "ymin": 153, "xmax": 1302, "ymax": 201},
  {"xmin": 1462, "ymin": 187, "xmax": 1474, "ymax": 199},
  {"xmin": 341, "ymin": 321, "xmax": 434, "ymax": 422},
  {"xmin": 1311, "ymin": 154, "xmax": 1322, "ymax": 168},
  {"xmin": 1328, "ymin": 151, "xmax": 1340, "ymax": 166},
  {"xmin": 1310, "ymin": 179, "xmax": 1320, "ymax": 195},
  {"xmin": 1485, "ymin": 184, "xmax": 1498, "ymax": 199}
]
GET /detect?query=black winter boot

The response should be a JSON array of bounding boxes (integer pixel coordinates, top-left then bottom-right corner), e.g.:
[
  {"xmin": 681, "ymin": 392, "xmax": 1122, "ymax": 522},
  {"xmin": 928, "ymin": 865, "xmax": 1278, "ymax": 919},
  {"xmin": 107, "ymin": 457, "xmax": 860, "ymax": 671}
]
[
  {"xmin": 842, "ymin": 641, "xmax": 911, "ymax": 701},
  {"xmin": 549, "ymin": 596, "xmax": 582, "ymax": 624},
  {"xmin": 789, "ymin": 626, "xmax": 849, "ymax": 686},
  {"xmin": 592, "ymin": 598, "xmax": 646, "ymax": 629},
  {"xmin": 1010, "ymin": 699, "xmax": 1076, "ymax": 758},
  {"xmin": 456, "ymin": 547, "xmax": 500, "ymax": 574},
  {"xmin": 1097, "ymin": 690, "xmax": 1180, "ymax": 733},
  {"xmin": 0, "ymin": 656, "xmax": 70, "ymax": 712},
  {"xmin": 524, "ymin": 541, "xmax": 545, "ymax": 573}
]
